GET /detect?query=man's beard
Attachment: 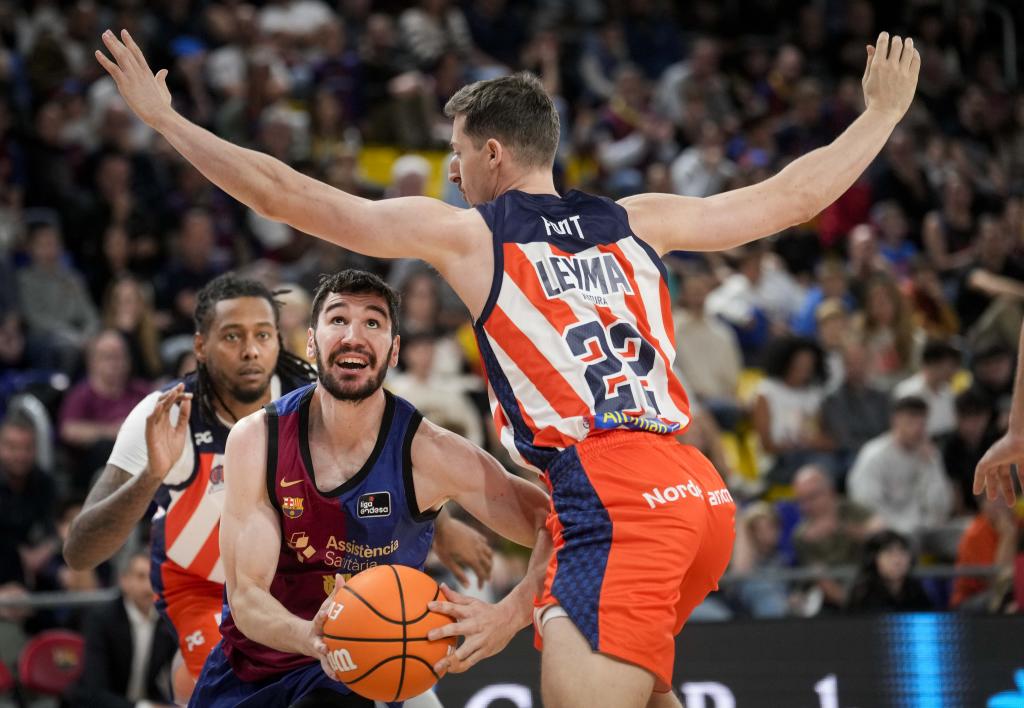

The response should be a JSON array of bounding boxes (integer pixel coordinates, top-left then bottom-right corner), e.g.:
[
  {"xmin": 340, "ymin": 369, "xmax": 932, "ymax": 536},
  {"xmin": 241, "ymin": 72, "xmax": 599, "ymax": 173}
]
[
  {"xmin": 315, "ymin": 341, "xmax": 392, "ymax": 402},
  {"xmin": 206, "ymin": 362, "xmax": 273, "ymax": 404}
]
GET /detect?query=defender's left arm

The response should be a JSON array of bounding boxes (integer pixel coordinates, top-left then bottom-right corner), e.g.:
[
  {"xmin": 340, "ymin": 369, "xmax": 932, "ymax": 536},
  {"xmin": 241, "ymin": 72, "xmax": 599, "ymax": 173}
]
[
  {"xmin": 622, "ymin": 33, "xmax": 920, "ymax": 254},
  {"xmin": 410, "ymin": 420, "xmax": 552, "ymax": 673}
]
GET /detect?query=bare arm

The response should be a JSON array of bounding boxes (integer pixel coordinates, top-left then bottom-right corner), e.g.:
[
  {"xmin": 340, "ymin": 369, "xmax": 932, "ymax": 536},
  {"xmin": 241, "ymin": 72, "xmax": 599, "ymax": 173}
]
[
  {"xmin": 966, "ymin": 269, "xmax": 1024, "ymax": 300},
  {"xmin": 64, "ymin": 465, "xmax": 163, "ymax": 569},
  {"xmin": 622, "ymin": 33, "xmax": 920, "ymax": 254},
  {"xmin": 94, "ymin": 30, "xmax": 474, "ymax": 270},
  {"xmin": 974, "ymin": 321, "xmax": 1024, "ymax": 504},
  {"xmin": 64, "ymin": 385, "xmax": 192, "ymax": 570},
  {"xmin": 412, "ymin": 420, "xmax": 551, "ymax": 672},
  {"xmin": 221, "ymin": 413, "xmax": 325, "ymax": 658}
]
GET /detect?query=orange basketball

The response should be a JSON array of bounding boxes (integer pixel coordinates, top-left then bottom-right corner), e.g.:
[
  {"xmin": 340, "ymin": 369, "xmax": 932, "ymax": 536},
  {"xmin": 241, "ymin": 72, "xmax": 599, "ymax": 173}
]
[{"xmin": 322, "ymin": 564, "xmax": 456, "ymax": 702}]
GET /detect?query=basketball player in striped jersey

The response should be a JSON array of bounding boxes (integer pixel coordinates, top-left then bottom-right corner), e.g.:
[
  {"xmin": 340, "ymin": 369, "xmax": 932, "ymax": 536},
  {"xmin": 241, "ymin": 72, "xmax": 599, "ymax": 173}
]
[
  {"xmin": 98, "ymin": 29, "xmax": 921, "ymax": 708},
  {"xmin": 63, "ymin": 275, "xmax": 494, "ymax": 702},
  {"xmin": 191, "ymin": 270, "xmax": 549, "ymax": 707}
]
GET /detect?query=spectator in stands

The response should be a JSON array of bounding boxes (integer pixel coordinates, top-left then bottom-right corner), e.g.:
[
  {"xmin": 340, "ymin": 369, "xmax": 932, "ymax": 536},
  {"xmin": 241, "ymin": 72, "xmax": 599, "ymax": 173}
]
[
  {"xmin": 102, "ymin": 276, "xmax": 163, "ymax": 381},
  {"xmin": 155, "ymin": 208, "xmax": 229, "ymax": 335},
  {"xmin": 387, "ymin": 332, "xmax": 483, "ymax": 447},
  {"xmin": 957, "ymin": 213, "xmax": 1024, "ymax": 350},
  {"xmin": 950, "ymin": 495, "xmax": 1022, "ymax": 611},
  {"xmin": 72, "ymin": 550, "xmax": 177, "ymax": 708},
  {"xmin": 673, "ymin": 270, "xmax": 743, "ymax": 430},
  {"xmin": 16, "ymin": 220, "xmax": 100, "ymax": 372},
  {"xmin": 706, "ymin": 243, "xmax": 803, "ymax": 359},
  {"xmin": 941, "ymin": 388, "xmax": 998, "ymax": 515},
  {"xmin": 592, "ymin": 64, "xmax": 676, "ymax": 197},
  {"xmin": 791, "ymin": 259, "xmax": 852, "ymax": 338},
  {"xmin": 730, "ymin": 502, "xmax": 790, "ymax": 618},
  {"xmin": 851, "ymin": 274, "xmax": 918, "ymax": 388},
  {"xmin": 58, "ymin": 330, "xmax": 151, "ymax": 491},
  {"xmin": 815, "ymin": 299, "xmax": 849, "ymax": 392},
  {"xmin": 792, "ymin": 465, "xmax": 883, "ymax": 609},
  {"xmin": 753, "ymin": 336, "xmax": 834, "ymax": 484},
  {"xmin": 902, "ymin": 258, "xmax": 960, "ymax": 339},
  {"xmin": 894, "ymin": 340, "xmax": 961, "ymax": 438},
  {"xmin": 821, "ymin": 339, "xmax": 891, "ymax": 474},
  {"xmin": 274, "ymin": 283, "xmax": 313, "ymax": 363},
  {"xmin": 872, "ymin": 200, "xmax": 918, "ymax": 277},
  {"xmin": 848, "ymin": 396, "xmax": 954, "ymax": 540},
  {"xmin": 0, "ymin": 411, "xmax": 57, "ymax": 589},
  {"xmin": 969, "ymin": 343, "xmax": 1015, "ymax": 415},
  {"xmin": 669, "ymin": 120, "xmax": 736, "ymax": 198},
  {"xmin": 846, "ymin": 530, "xmax": 933, "ymax": 613},
  {"xmin": 398, "ymin": 0, "xmax": 477, "ymax": 73},
  {"xmin": 923, "ymin": 169, "xmax": 976, "ymax": 274}
]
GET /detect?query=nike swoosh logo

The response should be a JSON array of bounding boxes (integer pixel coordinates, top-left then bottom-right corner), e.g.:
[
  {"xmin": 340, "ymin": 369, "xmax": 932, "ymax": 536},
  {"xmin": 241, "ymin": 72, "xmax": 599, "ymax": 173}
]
[{"xmin": 280, "ymin": 478, "xmax": 304, "ymax": 488}]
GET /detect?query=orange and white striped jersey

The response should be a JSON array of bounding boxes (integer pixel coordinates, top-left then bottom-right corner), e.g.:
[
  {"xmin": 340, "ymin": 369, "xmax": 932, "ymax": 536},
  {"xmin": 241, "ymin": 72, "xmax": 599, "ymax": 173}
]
[
  {"xmin": 472, "ymin": 190, "xmax": 691, "ymax": 472},
  {"xmin": 108, "ymin": 374, "xmax": 283, "ymax": 584}
]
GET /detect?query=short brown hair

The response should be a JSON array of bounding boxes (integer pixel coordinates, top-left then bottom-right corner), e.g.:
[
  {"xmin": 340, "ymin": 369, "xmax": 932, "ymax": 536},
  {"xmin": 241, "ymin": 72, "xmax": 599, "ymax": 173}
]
[
  {"xmin": 444, "ymin": 72, "xmax": 559, "ymax": 168},
  {"xmin": 310, "ymin": 270, "xmax": 400, "ymax": 337}
]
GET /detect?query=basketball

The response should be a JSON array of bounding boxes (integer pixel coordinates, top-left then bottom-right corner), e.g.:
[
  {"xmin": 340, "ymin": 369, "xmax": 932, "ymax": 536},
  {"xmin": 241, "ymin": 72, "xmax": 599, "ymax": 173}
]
[{"xmin": 322, "ymin": 564, "xmax": 456, "ymax": 702}]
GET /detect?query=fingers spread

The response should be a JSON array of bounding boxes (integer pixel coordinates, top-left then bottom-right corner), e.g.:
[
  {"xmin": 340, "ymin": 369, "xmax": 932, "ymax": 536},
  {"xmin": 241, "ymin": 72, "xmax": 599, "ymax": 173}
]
[
  {"xmin": 94, "ymin": 50, "xmax": 123, "ymax": 81},
  {"xmin": 428, "ymin": 601, "xmax": 469, "ymax": 619}
]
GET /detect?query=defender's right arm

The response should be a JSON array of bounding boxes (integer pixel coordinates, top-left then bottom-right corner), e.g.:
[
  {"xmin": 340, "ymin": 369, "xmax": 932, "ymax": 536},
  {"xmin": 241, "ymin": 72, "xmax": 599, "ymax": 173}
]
[
  {"xmin": 95, "ymin": 30, "xmax": 472, "ymax": 269},
  {"xmin": 64, "ymin": 385, "xmax": 192, "ymax": 570}
]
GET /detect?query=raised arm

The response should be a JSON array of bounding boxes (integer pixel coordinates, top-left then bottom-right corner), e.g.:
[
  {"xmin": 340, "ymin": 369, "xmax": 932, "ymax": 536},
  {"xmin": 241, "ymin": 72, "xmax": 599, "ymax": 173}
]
[
  {"xmin": 411, "ymin": 420, "xmax": 552, "ymax": 673},
  {"xmin": 622, "ymin": 32, "xmax": 920, "ymax": 254},
  {"xmin": 65, "ymin": 386, "xmax": 191, "ymax": 570},
  {"xmin": 220, "ymin": 413, "xmax": 326, "ymax": 659},
  {"xmin": 94, "ymin": 30, "xmax": 475, "ymax": 269}
]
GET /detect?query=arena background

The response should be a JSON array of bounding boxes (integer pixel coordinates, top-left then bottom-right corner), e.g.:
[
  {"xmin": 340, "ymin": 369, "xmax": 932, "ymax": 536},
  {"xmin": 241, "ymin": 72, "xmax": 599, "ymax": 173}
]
[{"xmin": 1, "ymin": 0, "xmax": 1024, "ymax": 706}]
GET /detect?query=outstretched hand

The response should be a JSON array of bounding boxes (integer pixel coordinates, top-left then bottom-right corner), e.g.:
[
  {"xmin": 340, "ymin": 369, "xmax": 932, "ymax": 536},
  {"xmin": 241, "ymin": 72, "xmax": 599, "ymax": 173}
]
[
  {"xmin": 974, "ymin": 433, "xmax": 1024, "ymax": 505},
  {"xmin": 426, "ymin": 583, "xmax": 518, "ymax": 674},
  {"xmin": 96, "ymin": 29, "xmax": 173, "ymax": 128},
  {"xmin": 862, "ymin": 32, "xmax": 921, "ymax": 121}
]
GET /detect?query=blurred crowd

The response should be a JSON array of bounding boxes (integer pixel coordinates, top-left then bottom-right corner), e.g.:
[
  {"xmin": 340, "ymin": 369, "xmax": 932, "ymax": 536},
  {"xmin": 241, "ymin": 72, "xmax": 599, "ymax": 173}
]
[{"xmin": 2, "ymin": 2, "xmax": 1024, "ymax": 695}]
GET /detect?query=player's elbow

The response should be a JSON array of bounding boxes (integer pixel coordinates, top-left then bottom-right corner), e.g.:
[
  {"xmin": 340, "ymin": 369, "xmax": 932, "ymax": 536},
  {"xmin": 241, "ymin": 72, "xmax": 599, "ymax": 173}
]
[
  {"xmin": 62, "ymin": 528, "xmax": 95, "ymax": 571},
  {"xmin": 788, "ymin": 184, "xmax": 823, "ymax": 226}
]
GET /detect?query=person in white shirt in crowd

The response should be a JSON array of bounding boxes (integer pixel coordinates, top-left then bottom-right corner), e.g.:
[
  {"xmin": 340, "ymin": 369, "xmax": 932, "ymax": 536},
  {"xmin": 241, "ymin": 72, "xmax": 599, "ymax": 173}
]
[
  {"xmin": 893, "ymin": 339, "xmax": 961, "ymax": 437},
  {"xmin": 848, "ymin": 395, "xmax": 954, "ymax": 544},
  {"xmin": 386, "ymin": 331, "xmax": 484, "ymax": 447},
  {"xmin": 673, "ymin": 269, "xmax": 743, "ymax": 430}
]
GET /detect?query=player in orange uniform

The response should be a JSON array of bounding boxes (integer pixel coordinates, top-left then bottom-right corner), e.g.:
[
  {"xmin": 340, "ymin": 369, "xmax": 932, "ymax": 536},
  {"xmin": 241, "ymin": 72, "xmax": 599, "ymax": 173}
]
[
  {"xmin": 97, "ymin": 29, "xmax": 920, "ymax": 707},
  {"xmin": 64, "ymin": 275, "xmax": 493, "ymax": 701}
]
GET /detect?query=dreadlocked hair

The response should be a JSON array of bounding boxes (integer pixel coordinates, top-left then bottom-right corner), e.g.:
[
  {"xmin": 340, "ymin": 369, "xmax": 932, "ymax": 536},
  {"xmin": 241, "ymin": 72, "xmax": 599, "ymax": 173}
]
[{"xmin": 192, "ymin": 273, "xmax": 316, "ymax": 423}]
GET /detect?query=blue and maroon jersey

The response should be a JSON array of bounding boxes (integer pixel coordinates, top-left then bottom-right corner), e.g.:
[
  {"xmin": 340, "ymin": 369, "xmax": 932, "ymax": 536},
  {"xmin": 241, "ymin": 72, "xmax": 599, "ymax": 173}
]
[{"xmin": 219, "ymin": 383, "xmax": 438, "ymax": 681}]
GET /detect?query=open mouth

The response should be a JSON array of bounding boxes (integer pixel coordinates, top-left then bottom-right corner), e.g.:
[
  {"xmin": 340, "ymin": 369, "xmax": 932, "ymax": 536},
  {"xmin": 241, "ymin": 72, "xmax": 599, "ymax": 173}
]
[{"xmin": 335, "ymin": 356, "xmax": 369, "ymax": 371}]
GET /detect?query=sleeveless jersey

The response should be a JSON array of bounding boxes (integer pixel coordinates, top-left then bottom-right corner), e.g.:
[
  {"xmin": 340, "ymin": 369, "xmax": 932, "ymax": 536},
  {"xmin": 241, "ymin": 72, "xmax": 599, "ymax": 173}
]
[
  {"xmin": 149, "ymin": 373, "xmax": 286, "ymax": 587},
  {"xmin": 219, "ymin": 383, "xmax": 437, "ymax": 682},
  {"xmin": 473, "ymin": 189, "xmax": 692, "ymax": 473}
]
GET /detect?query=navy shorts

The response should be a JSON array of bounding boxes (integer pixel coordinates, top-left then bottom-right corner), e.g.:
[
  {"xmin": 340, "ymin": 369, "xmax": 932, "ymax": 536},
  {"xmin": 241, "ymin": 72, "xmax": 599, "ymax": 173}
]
[{"xmin": 189, "ymin": 641, "xmax": 402, "ymax": 708}]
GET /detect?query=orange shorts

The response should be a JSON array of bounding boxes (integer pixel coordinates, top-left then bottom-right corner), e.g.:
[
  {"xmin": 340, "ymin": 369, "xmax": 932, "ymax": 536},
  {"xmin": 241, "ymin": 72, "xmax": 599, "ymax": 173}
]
[
  {"xmin": 157, "ymin": 559, "xmax": 224, "ymax": 678},
  {"xmin": 535, "ymin": 431, "xmax": 736, "ymax": 691}
]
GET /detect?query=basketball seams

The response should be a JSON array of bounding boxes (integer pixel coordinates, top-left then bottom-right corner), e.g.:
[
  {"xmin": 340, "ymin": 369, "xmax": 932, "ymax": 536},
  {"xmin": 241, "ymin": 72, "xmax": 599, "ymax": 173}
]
[
  {"xmin": 389, "ymin": 565, "xmax": 408, "ymax": 703},
  {"xmin": 340, "ymin": 584, "xmax": 405, "ymax": 624}
]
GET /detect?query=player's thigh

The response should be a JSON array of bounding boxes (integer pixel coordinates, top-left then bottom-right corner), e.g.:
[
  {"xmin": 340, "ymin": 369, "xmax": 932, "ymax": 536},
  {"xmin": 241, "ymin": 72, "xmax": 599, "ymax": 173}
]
[
  {"xmin": 541, "ymin": 616, "xmax": 654, "ymax": 708},
  {"xmin": 164, "ymin": 587, "xmax": 224, "ymax": 677}
]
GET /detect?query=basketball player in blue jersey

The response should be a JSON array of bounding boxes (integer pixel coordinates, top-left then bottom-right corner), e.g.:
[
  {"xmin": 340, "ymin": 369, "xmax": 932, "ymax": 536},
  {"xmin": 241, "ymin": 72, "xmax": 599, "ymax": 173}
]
[
  {"xmin": 100, "ymin": 29, "xmax": 920, "ymax": 708},
  {"xmin": 190, "ymin": 270, "xmax": 550, "ymax": 707}
]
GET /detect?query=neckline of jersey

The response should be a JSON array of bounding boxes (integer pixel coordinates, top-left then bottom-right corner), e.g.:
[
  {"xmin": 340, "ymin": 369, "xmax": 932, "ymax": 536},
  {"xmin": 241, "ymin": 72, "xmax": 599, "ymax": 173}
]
[{"xmin": 296, "ymin": 387, "xmax": 397, "ymax": 498}]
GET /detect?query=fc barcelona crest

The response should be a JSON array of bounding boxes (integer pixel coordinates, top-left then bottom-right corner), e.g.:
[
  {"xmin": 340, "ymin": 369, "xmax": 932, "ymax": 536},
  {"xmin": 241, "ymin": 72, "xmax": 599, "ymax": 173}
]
[{"xmin": 282, "ymin": 496, "xmax": 304, "ymax": 519}]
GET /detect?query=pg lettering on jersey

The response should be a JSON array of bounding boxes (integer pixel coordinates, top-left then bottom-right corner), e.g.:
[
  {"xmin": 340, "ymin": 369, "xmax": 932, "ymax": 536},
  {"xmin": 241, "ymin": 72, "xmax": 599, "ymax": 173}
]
[{"xmin": 472, "ymin": 190, "xmax": 692, "ymax": 473}]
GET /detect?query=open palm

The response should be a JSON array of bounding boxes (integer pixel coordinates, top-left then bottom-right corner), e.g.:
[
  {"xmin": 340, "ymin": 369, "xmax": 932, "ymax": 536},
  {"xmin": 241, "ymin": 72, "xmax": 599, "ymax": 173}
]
[{"xmin": 95, "ymin": 29, "xmax": 173, "ymax": 128}]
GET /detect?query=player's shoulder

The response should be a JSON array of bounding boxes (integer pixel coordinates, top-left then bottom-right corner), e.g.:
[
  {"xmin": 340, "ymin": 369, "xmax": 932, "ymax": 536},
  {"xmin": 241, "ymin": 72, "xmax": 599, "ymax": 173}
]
[
  {"xmin": 229, "ymin": 408, "xmax": 268, "ymax": 442},
  {"xmin": 408, "ymin": 416, "xmax": 468, "ymax": 466}
]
